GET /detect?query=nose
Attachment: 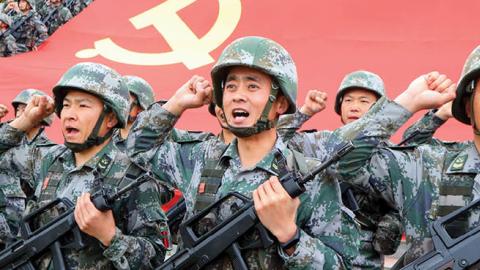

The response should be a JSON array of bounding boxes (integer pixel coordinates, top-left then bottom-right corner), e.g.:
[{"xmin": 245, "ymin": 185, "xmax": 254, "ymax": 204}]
[{"xmin": 60, "ymin": 106, "xmax": 77, "ymax": 121}]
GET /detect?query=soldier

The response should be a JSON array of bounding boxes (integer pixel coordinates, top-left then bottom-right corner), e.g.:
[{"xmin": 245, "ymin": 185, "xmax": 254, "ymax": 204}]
[
  {"xmin": 1, "ymin": 62, "xmax": 169, "ymax": 268},
  {"xmin": 38, "ymin": 0, "xmax": 72, "ymax": 35},
  {"xmin": 1, "ymin": 0, "xmax": 19, "ymax": 16},
  {"xmin": 70, "ymin": 0, "xmax": 92, "ymax": 16},
  {"xmin": 0, "ymin": 104, "xmax": 7, "ymax": 122},
  {"xmin": 126, "ymin": 36, "xmax": 384, "ymax": 269},
  {"xmin": 277, "ymin": 71, "xmax": 403, "ymax": 269},
  {"xmin": 0, "ymin": 89, "xmax": 55, "ymax": 248},
  {"xmin": 11, "ymin": 0, "xmax": 48, "ymax": 52},
  {"xmin": 330, "ymin": 67, "xmax": 461, "ymax": 266},
  {"xmin": 0, "ymin": 13, "xmax": 18, "ymax": 56}
]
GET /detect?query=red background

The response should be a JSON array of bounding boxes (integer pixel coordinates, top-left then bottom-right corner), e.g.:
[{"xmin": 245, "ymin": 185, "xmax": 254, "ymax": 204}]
[{"xmin": 0, "ymin": 0, "xmax": 478, "ymax": 143}]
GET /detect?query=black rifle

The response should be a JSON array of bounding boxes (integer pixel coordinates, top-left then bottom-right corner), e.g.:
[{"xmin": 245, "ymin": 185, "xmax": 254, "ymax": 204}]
[
  {"xmin": 0, "ymin": 172, "xmax": 153, "ymax": 270},
  {"xmin": 158, "ymin": 142, "xmax": 354, "ymax": 270},
  {"xmin": 400, "ymin": 198, "xmax": 480, "ymax": 270},
  {"xmin": 0, "ymin": 12, "xmax": 34, "ymax": 41},
  {"xmin": 166, "ymin": 197, "xmax": 186, "ymax": 236}
]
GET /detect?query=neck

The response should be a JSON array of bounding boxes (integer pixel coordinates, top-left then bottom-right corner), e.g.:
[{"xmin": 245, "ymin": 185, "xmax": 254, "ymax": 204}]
[
  {"xmin": 26, "ymin": 126, "xmax": 41, "ymax": 141},
  {"xmin": 120, "ymin": 122, "xmax": 132, "ymax": 140},
  {"xmin": 237, "ymin": 128, "xmax": 277, "ymax": 168},
  {"xmin": 221, "ymin": 128, "xmax": 235, "ymax": 144},
  {"xmin": 74, "ymin": 137, "xmax": 111, "ymax": 167}
]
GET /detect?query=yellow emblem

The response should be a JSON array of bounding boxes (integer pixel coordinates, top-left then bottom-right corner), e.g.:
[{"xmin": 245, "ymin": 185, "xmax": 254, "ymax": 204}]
[{"xmin": 76, "ymin": 0, "xmax": 242, "ymax": 69}]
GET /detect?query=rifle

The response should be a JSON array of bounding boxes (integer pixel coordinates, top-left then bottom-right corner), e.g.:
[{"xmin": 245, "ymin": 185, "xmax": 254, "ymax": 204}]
[
  {"xmin": 158, "ymin": 142, "xmax": 354, "ymax": 270},
  {"xmin": 166, "ymin": 197, "xmax": 186, "ymax": 236},
  {"xmin": 0, "ymin": 171, "xmax": 153, "ymax": 270},
  {"xmin": 400, "ymin": 198, "xmax": 480, "ymax": 270},
  {"xmin": 0, "ymin": 12, "xmax": 34, "ymax": 41}
]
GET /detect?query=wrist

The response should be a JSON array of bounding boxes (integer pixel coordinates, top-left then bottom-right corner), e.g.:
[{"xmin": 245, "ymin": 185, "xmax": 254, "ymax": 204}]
[
  {"xmin": 277, "ymin": 224, "xmax": 298, "ymax": 243},
  {"xmin": 100, "ymin": 226, "xmax": 116, "ymax": 247},
  {"xmin": 163, "ymin": 98, "xmax": 185, "ymax": 116},
  {"xmin": 299, "ymin": 106, "xmax": 313, "ymax": 116},
  {"xmin": 394, "ymin": 93, "xmax": 419, "ymax": 113},
  {"xmin": 9, "ymin": 116, "xmax": 34, "ymax": 132}
]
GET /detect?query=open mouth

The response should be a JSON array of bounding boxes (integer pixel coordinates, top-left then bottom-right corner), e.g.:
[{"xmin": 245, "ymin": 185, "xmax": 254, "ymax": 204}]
[
  {"xmin": 65, "ymin": 127, "xmax": 80, "ymax": 136},
  {"xmin": 232, "ymin": 109, "xmax": 250, "ymax": 120}
]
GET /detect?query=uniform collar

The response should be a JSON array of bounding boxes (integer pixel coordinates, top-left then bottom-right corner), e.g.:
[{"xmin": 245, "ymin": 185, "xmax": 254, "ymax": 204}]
[
  {"xmin": 59, "ymin": 139, "xmax": 117, "ymax": 174},
  {"xmin": 447, "ymin": 142, "xmax": 480, "ymax": 174},
  {"xmin": 220, "ymin": 134, "xmax": 289, "ymax": 175}
]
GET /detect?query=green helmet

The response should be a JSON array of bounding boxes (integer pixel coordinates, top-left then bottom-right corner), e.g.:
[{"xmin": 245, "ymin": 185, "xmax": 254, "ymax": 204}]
[
  {"xmin": 12, "ymin": 88, "xmax": 53, "ymax": 126},
  {"xmin": 452, "ymin": 45, "xmax": 480, "ymax": 125},
  {"xmin": 53, "ymin": 62, "xmax": 129, "ymax": 128},
  {"xmin": 0, "ymin": 13, "xmax": 12, "ymax": 27},
  {"xmin": 334, "ymin": 70, "xmax": 386, "ymax": 115},
  {"xmin": 211, "ymin": 36, "xmax": 297, "ymax": 137},
  {"xmin": 123, "ymin": 75, "xmax": 155, "ymax": 110}
]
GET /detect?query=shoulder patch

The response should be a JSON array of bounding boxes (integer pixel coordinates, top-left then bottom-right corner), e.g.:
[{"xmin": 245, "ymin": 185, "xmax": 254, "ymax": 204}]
[{"xmin": 451, "ymin": 154, "xmax": 467, "ymax": 171}]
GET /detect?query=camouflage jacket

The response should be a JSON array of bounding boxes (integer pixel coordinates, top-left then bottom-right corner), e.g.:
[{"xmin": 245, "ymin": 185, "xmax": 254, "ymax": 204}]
[
  {"xmin": 0, "ymin": 29, "xmax": 18, "ymax": 56},
  {"xmin": 126, "ymin": 103, "xmax": 362, "ymax": 269},
  {"xmin": 0, "ymin": 125, "xmax": 57, "ymax": 246},
  {"xmin": 277, "ymin": 99, "xmax": 412, "ymax": 269},
  {"xmin": 11, "ymin": 10, "xmax": 48, "ymax": 49},
  {"xmin": 336, "ymin": 100, "xmax": 479, "ymax": 266},
  {"xmin": 0, "ymin": 125, "xmax": 169, "ymax": 269},
  {"xmin": 39, "ymin": 3, "xmax": 72, "ymax": 35},
  {"xmin": 71, "ymin": 0, "xmax": 93, "ymax": 16}
]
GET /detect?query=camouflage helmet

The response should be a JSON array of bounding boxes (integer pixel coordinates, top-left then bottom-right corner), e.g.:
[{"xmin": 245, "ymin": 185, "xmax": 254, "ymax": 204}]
[
  {"xmin": 211, "ymin": 36, "xmax": 297, "ymax": 114},
  {"xmin": 52, "ymin": 62, "xmax": 129, "ymax": 128},
  {"xmin": 453, "ymin": 45, "xmax": 480, "ymax": 125},
  {"xmin": 123, "ymin": 75, "xmax": 155, "ymax": 110},
  {"xmin": 334, "ymin": 70, "xmax": 386, "ymax": 115},
  {"xmin": 12, "ymin": 88, "xmax": 54, "ymax": 126},
  {"xmin": 0, "ymin": 13, "xmax": 12, "ymax": 27}
]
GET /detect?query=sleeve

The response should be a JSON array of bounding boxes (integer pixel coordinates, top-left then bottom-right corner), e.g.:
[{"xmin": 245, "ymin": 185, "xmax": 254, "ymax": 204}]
[
  {"xmin": 34, "ymin": 16, "xmax": 48, "ymax": 46},
  {"xmin": 277, "ymin": 109, "xmax": 311, "ymax": 142},
  {"xmin": 279, "ymin": 178, "xmax": 360, "ymax": 269},
  {"xmin": 0, "ymin": 124, "xmax": 25, "ymax": 155},
  {"xmin": 103, "ymin": 179, "xmax": 170, "ymax": 269},
  {"xmin": 400, "ymin": 110, "xmax": 446, "ymax": 147},
  {"xmin": 126, "ymin": 103, "xmax": 206, "ymax": 192}
]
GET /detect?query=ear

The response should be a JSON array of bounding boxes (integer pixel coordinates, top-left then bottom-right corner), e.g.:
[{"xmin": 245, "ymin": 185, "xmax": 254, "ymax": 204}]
[
  {"xmin": 275, "ymin": 95, "xmax": 289, "ymax": 115},
  {"xmin": 105, "ymin": 111, "xmax": 119, "ymax": 129}
]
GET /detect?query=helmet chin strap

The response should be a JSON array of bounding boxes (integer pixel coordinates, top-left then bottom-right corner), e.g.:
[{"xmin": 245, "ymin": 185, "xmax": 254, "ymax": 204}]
[
  {"xmin": 223, "ymin": 83, "xmax": 279, "ymax": 138},
  {"xmin": 64, "ymin": 106, "xmax": 114, "ymax": 153}
]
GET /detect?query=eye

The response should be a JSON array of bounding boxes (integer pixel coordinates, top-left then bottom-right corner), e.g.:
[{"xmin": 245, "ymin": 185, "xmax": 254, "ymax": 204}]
[
  {"xmin": 248, "ymin": 83, "xmax": 259, "ymax": 90},
  {"xmin": 225, "ymin": 82, "xmax": 236, "ymax": 91}
]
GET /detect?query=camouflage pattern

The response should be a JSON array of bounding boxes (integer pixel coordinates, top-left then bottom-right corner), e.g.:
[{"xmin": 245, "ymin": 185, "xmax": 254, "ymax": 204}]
[
  {"xmin": 12, "ymin": 88, "xmax": 54, "ymax": 125},
  {"xmin": 399, "ymin": 110, "xmax": 456, "ymax": 147},
  {"xmin": 0, "ymin": 12, "xmax": 11, "ymax": 26},
  {"xmin": 53, "ymin": 62, "xmax": 130, "ymax": 128},
  {"xmin": 39, "ymin": 2, "xmax": 72, "ymax": 35},
  {"xmin": 278, "ymin": 98, "xmax": 411, "ymax": 269},
  {"xmin": 211, "ymin": 36, "xmax": 297, "ymax": 114},
  {"xmin": 11, "ymin": 10, "xmax": 48, "ymax": 50},
  {"xmin": 0, "ymin": 123, "xmax": 169, "ymax": 268},
  {"xmin": 453, "ymin": 45, "xmax": 480, "ymax": 125},
  {"xmin": 331, "ymin": 98, "xmax": 480, "ymax": 266},
  {"xmin": 0, "ymin": 124, "xmax": 57, "ymax": 247},
  {"xmin": 123, "ymin": 75, "xmax": 155, "ymax": 110},
  {"xmin": 335, "ymin": 70, "xmax": 386, "ymax": 115},
  {"xmin": 0, "ymin": 28, "xmax": 18, "ymax": 57},
  {"xmin": 126, "ymin": 103, "xmax": 362, "ymax": 269},
  {"xmin": 70, "ymin": 0, "xmax": 93, "ymax": 16}
]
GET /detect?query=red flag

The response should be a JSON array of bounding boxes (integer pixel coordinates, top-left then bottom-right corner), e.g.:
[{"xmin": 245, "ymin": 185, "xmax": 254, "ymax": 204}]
[{"xmin": 1, "ymin": 0, "xmax": 479, "ymax": 142}]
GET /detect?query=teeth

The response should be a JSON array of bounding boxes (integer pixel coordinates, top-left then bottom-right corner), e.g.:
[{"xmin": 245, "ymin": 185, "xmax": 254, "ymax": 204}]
[{"xmin": 232, "ymin": 109, "xmax": 249, "ymax": 118}]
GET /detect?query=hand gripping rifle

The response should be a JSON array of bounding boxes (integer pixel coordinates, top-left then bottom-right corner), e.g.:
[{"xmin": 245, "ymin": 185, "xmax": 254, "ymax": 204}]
[
  {"xmin": 0, "ymin": 171, "xmax": 154, "ymax": 270},
  {"xmin": 158, "ymin": 142, "xmax": 354, "ymax": 270},
  {"xmin": 400, "ymin": 198, "xmax": 480, "ymax": 270}
]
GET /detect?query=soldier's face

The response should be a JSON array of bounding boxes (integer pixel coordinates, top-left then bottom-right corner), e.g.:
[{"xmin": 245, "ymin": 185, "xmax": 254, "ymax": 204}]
[
  {"xmin": 340, "ymin": 88, "xmax": 378, "ymax": 125},
  {"xmin": 222, "ymin": 66, "xmax": 288, "ymax": 128},
  {"xmin": 15, "ymin": 104, "xmax": 26, "ymax": 118},
  {"xmin": 18, "ymin": 0, "xmax": 29, "ymax": 11},
  {"xmin": 60, "ymin": 90, "xmax": 118, "ymax": 144},
  {"xmin": 128, "ymin": 93, "xmax": 142, "ymax": 123}
]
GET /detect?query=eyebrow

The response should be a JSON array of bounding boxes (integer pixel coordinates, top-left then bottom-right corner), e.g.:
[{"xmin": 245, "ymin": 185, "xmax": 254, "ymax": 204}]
[
  {"xmin": 226, "ymin": 74, "xmax": 260, "ymax": 82},
  {"xmin": 63, "ymin": 97, "xmax": 93, "ymax": 103}
]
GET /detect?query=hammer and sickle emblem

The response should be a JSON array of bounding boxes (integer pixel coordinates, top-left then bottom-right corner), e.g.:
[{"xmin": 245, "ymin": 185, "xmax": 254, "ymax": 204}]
[{"xmin": 76, "ymin": 0, "xmax": 242, "ymax": 69}]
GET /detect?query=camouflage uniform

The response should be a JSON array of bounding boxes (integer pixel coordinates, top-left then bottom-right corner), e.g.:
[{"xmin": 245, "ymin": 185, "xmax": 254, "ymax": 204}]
[
  {"xmin": 278, "ymin": 71, "xmax": 405, "ymax": 269},
  {"xmin": 0, "ymin": 13, "xmax": 18, "ymax": 56},
  {"xmin": 11, "ymin": 2, "xmax": 48, "ymax": 51},
  {"xmin": 127, "ymin": 36, "xmax": 364, "ymax": 269},
  {"xmin": 1, "ymin": 62, "xmax": 169, "ymax": 268},
  {"xmin": 71, "ymin": 0, "xmax": 93, "ymax": 16},
  {"xmin": 334, "ymin": 46, "xmax": 480, "ymax": 266},
  {"xmin": 0, "ymin": 89, "xmax": 55, "ymax": 247},
  {"xmin": 39, "ymin": 1, "xmax": 72, "ymax": 35}
]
